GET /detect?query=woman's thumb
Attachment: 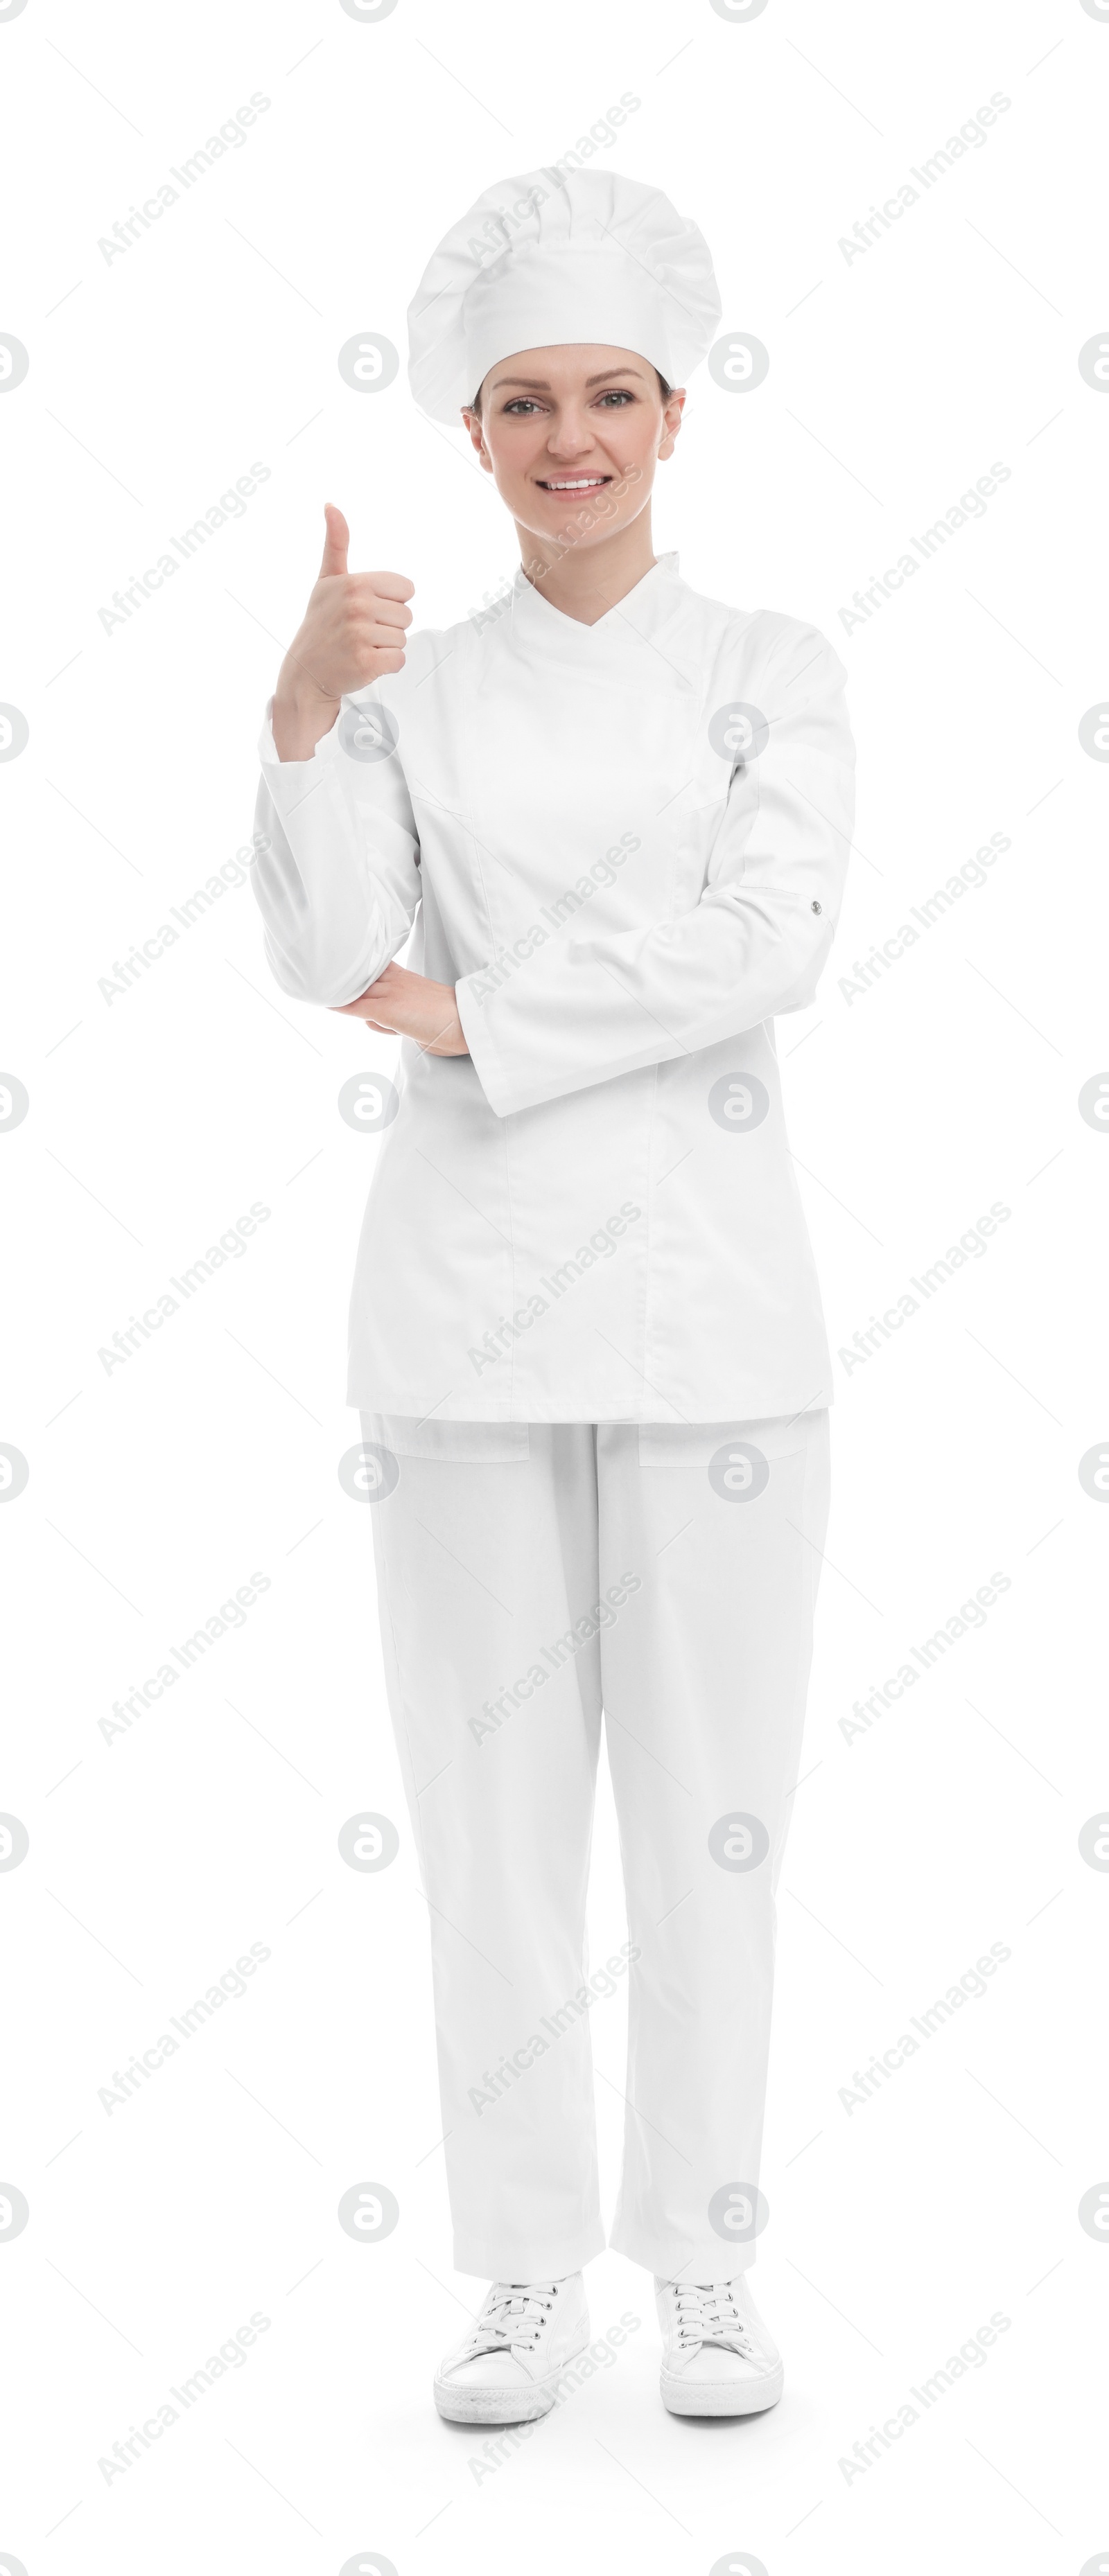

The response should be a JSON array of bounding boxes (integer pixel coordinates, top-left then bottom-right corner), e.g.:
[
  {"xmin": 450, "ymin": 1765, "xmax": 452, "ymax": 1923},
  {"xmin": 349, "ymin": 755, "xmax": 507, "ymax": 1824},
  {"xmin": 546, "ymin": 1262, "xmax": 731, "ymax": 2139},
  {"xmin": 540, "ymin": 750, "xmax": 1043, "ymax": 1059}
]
[{"xmin": 319, "ymin": 502, "xmax": 350, "ymax": 577}]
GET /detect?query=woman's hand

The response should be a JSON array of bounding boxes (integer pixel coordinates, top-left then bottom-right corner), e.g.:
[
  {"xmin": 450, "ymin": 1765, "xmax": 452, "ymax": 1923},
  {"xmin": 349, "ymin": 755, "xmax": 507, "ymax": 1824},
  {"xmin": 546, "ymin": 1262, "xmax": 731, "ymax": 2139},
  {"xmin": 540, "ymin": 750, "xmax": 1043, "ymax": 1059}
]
[
  {"xmin": 272, "ymin": 504, "xmax": 414, "ymax": 762},
  {"xmin": 333, "ymin": 962, "xmax": 469, "ymax": 1057}
]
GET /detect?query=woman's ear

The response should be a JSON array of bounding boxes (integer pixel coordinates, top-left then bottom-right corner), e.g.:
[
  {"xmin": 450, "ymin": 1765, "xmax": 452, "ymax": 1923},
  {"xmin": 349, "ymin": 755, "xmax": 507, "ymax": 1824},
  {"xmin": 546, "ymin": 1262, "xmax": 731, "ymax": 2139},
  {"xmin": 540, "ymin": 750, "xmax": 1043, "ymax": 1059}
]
[
  {"xmin": 461, "ymin": 406, "xmax": 494, "ymax": 474},
  {"xmin": 658, "ymin": 388, "xmax": 686, "ymax": 462}
]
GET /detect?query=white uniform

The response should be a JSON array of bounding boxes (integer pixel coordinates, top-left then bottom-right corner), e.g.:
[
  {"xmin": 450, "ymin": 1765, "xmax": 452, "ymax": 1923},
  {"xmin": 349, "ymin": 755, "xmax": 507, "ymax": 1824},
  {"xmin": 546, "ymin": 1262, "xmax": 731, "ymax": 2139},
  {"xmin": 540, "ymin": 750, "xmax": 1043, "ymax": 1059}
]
[
  {"xmin": 252, "ymin": 163, "xmax": 854, "ymax": 2287},
  {"xmin": 363, "ymin": 1409, "xmax": 830, "ymax": 2283},
  {"xmin": 252, "ymin": 558, "xmax": 855, "ymax": 1422}
]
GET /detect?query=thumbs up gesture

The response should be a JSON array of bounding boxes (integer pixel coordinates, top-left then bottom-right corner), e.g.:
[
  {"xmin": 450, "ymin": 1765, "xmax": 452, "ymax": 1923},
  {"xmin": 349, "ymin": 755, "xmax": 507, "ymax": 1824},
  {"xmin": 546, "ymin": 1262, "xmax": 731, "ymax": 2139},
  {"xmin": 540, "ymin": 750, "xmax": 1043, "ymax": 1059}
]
[{"xmin": 272, "ymin": 504, "xmax": 414, "ymax": 761}]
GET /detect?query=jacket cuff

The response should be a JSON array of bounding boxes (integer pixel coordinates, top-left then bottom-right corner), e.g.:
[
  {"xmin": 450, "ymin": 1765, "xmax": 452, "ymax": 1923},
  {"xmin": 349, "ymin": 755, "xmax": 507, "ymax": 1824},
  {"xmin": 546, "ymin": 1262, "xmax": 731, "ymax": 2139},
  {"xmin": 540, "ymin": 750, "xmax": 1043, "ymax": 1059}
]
[{"xmin": 455, "ymin": 974, "xmax": 517, "ymax": 1118}]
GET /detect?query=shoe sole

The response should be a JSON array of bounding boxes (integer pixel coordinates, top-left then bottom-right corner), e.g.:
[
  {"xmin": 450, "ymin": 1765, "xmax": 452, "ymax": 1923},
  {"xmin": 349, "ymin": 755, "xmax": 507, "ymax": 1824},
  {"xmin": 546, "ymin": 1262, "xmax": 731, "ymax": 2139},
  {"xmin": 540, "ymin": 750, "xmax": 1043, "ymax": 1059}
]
[
  {"xmin": 434, "ymin": 2326, "xmax": 590, "ymax": 2426},
  {"xmin": 661, "ymin": 2363, "xmax": 784, "ymax": 2418}
]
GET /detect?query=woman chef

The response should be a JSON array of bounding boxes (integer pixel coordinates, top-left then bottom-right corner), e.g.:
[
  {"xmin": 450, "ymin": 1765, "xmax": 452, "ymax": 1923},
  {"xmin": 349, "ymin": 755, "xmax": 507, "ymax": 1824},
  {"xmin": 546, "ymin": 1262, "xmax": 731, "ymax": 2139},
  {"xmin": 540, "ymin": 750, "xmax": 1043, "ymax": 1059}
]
[{"xmin": 252, "ymin": 169, "xmax": 855, "ymax": 2426}]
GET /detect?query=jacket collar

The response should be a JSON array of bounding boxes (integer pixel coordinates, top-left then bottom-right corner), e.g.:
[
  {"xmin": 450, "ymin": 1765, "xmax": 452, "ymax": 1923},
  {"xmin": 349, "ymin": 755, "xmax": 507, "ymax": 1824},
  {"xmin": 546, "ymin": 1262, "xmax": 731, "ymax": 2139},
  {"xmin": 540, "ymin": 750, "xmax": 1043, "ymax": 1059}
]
[{"xmin": 506, "ymin": 549, "xmax": 695, "ymax": 678}]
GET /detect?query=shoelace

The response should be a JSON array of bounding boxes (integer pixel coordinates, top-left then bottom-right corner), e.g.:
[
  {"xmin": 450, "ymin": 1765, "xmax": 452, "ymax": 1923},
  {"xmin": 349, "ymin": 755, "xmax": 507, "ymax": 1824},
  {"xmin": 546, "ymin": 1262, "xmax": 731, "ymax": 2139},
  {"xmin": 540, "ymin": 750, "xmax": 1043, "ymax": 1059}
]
[
  {"xmin": 463, "ymin": 2279, "xmax": 560, "ymax": 2356},
  {"xmin": 671, "ymin": 2279, "xmax": 757, "ymax": 2355}
]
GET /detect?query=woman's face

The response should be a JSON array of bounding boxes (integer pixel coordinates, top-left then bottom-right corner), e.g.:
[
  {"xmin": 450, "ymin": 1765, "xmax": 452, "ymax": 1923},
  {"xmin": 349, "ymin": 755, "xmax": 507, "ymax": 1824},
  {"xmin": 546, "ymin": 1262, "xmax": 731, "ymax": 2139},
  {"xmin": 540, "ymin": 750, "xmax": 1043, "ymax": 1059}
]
[{"xmin": 463, "ymin": 344, "xmax": 684, "ymax": 551}]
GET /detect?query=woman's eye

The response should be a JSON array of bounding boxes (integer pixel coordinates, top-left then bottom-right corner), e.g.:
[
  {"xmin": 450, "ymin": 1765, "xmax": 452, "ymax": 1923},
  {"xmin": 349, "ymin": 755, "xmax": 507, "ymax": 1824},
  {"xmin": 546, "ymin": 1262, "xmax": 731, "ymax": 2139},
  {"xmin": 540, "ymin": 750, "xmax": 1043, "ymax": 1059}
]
[{"xmin": 500, "ymin": 389, "xmax": 634, "ymax": 416}]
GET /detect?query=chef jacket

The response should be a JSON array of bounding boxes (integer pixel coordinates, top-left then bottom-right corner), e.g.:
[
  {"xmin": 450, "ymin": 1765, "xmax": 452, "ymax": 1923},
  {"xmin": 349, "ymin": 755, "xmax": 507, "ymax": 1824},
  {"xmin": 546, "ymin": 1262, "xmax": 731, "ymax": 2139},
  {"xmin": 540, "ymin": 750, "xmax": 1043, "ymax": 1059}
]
[{"xmin": 252, "ymin": 552, "xmax": 854, "ymax": 1423}]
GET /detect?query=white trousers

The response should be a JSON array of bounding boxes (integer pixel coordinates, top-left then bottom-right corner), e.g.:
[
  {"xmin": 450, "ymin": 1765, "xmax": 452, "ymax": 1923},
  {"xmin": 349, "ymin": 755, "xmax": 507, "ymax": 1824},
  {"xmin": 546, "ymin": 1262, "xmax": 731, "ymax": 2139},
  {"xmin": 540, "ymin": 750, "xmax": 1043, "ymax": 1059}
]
[{"xmin": 363, "ymin": 1411, "xmax": 830, "ymax": 2283}]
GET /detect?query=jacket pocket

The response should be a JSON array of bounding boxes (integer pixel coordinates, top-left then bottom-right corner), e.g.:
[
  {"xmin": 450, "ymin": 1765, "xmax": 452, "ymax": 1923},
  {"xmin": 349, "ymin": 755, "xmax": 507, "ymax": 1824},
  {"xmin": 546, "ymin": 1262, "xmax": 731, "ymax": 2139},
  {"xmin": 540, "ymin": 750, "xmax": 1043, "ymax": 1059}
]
[{"xmin": 638, "ymin": 1414, "xmax": 822, "ymax": 1470}]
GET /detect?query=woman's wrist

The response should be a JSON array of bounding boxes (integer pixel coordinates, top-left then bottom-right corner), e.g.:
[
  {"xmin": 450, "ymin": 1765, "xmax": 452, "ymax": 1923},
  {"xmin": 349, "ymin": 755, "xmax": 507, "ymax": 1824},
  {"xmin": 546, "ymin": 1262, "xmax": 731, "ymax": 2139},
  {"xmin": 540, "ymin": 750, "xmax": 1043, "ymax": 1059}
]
[{"xmin": 272, "ymin": 658, "xmax": 340, "ymax": 763}]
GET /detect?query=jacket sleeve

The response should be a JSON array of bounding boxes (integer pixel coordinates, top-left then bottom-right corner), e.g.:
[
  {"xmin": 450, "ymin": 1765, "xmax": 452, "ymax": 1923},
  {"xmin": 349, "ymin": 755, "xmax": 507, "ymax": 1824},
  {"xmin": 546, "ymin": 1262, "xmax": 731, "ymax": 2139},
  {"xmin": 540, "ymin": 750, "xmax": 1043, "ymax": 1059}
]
[
  {"xmin": 455, "ymin": 628, "xmax": 855, "ymax": 1118},
  {"xmin": 251, "ymin": 689, "xmax": 421, "ymax": 1008}
]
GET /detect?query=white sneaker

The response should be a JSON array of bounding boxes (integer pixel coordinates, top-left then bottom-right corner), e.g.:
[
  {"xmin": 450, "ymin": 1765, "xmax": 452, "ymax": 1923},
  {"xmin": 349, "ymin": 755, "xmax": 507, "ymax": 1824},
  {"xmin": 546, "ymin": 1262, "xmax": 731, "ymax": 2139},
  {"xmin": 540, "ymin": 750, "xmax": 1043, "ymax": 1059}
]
[
  {"xmin": 655, "ymin": 2274, "xmax": 783, "ymax": 2417},
  {"xmin": 434, "ymin": 2274, "xmax": 590, "ymax": 2424}
]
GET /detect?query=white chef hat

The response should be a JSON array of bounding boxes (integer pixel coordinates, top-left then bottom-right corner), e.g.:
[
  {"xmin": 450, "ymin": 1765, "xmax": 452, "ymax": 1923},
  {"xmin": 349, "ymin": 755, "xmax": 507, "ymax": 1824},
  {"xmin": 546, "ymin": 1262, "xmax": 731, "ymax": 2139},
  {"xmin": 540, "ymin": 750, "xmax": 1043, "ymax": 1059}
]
[{"xmin": 408, "ymin": 168, "xmax": 722, "ymax": 423}]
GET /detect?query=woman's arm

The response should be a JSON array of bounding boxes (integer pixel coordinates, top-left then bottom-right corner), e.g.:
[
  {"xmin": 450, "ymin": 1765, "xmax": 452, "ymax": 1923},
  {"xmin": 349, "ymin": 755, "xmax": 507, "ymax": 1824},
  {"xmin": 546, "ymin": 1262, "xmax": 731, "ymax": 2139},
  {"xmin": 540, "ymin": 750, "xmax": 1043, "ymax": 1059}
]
[
  {"xmin": 453, "ymin": 627, "xmax": 854, "ymax": 1118},
  {"xmin": 252, "ymin": 505, "xmax": 423, "ymax": 1007},
  {"xmin": 253, "ymin": 698, "xmax": 423, "ymax": 1007}
]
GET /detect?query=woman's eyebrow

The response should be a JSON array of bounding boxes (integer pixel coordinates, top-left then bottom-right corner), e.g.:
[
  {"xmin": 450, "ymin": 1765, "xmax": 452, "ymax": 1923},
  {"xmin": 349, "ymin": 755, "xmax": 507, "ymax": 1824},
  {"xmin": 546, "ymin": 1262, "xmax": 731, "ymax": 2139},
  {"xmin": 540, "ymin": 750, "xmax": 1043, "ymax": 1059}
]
[{"xmin": 489, "ymin": 368, "xmax": 647, "ymax": 392}]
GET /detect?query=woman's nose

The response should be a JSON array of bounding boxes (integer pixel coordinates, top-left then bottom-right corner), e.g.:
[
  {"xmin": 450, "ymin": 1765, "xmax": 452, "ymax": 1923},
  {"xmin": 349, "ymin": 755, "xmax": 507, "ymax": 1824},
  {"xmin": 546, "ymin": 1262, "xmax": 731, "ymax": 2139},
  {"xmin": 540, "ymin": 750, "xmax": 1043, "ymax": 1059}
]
[{"xmin": 544, "ymin": 412, "xmax": 596, "ymax": 458}]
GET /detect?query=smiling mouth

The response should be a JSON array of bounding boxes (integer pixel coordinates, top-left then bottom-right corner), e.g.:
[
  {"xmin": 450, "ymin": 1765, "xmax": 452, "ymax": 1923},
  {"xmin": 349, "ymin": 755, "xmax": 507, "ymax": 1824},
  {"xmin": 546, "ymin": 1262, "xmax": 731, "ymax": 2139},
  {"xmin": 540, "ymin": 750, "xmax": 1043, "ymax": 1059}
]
[{"xmin": 535, "ymin": 475, "xmax": 612, "ymax": 493}]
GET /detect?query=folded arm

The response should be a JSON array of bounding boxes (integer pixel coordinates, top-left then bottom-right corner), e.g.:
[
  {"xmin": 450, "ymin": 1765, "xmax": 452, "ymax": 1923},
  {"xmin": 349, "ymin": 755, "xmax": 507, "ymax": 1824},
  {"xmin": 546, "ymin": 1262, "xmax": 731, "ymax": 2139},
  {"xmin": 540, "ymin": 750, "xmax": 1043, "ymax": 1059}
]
[{"xmin": 455, "ymin": 630, "xmax": 855, "ymax": 1118}]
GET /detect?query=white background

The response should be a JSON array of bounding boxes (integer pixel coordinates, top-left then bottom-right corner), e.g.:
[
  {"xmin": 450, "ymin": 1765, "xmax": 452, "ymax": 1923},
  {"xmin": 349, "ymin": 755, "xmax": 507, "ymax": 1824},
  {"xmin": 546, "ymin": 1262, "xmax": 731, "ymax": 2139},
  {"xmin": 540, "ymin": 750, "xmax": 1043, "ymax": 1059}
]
[{"xmin": 1, "ymin": 1, "xmax": 1106, "ymax": 2569}]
